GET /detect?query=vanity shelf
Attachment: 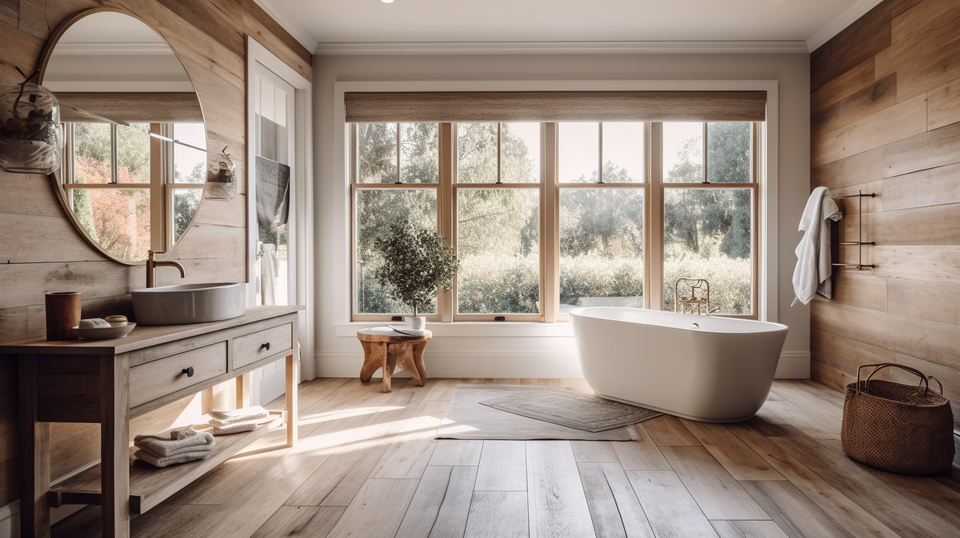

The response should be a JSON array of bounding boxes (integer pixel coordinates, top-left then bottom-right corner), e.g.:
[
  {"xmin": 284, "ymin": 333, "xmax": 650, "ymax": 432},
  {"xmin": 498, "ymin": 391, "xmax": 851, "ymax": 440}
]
[
  {"xmin": 48, "ymin": 411, "xmax": 284, "ymax": 515},
  {"xmin": 0, "ymin": 305, "xmax": 301, "ymax": 538}
]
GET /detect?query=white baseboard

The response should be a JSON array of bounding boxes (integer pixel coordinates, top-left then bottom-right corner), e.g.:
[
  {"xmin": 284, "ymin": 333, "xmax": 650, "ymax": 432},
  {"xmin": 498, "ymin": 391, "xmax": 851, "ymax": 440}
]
[
  {"xmin": 317, "ymin": 351, "xmax": 584, "ymax": 379},
  {"xmin": 316, "ymin": 350, "xmax": 810, "ymax": 380},
  {"xmin": 775, "ymin": 351, "xmax": 810, "ymax": 379}
]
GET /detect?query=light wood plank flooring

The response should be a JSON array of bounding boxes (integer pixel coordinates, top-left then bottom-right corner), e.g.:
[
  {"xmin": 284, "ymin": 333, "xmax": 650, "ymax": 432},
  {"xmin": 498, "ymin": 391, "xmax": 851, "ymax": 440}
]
[{"xmin": 53, "ymin": 378, "xmax": 960, "ymax": 538}]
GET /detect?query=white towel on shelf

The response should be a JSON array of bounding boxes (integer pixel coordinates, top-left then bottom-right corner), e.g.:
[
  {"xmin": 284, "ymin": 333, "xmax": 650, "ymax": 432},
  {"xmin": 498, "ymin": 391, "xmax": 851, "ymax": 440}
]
[
  {"xmin": 133, "ymin": 429, "xmax": 216, "ymax": 458},
  {"xmin": 208, "ymin": 406, "xmax": 269, "ymax": 426},
  {"xmin": 792, "ymin": 186, "xmax": 842, "ymax": 306},
  {"xmin": 212, "ymin": 421, "xmax": 259, "ymax": 435},
  {"xmin": 135, "ymin": 449, "xmax": 212, "ymax": 468}
]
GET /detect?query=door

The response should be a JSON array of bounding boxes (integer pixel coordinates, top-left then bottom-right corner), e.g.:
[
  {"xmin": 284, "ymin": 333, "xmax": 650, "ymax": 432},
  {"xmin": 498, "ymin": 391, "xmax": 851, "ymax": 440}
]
[{"xmin": 251, "ymin": 63, "xmax": 297, "ymax": 405}]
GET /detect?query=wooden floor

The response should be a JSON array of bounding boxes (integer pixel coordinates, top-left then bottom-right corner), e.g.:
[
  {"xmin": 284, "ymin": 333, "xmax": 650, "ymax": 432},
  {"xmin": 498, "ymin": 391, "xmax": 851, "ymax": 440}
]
[{"xmin": 53, "ymin": 378, "xmax": 960, "ymax": 538}]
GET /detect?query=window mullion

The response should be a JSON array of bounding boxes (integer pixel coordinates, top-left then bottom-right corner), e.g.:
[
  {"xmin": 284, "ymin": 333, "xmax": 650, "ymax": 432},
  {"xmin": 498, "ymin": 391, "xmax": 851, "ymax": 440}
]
[
  {"xmin": 149, "ymin": 123, "xmax": 165, "ymax": 252},
  {"xmin": 542, "ymin": 122, "xmax": 557, "ymax": 323},
  {"xmin": 439, "ymin": 123, "xmax": 454, "ymax": 322},
  {"xmin": 648, "ymin": 122, "xmax": 663, "ymax": 311}
]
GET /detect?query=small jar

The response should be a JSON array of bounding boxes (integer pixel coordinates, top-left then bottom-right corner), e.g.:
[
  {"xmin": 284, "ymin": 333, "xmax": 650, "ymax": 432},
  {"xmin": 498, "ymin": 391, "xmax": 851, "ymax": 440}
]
[{"xmin": 0, "ymin": 83, "xmax": 62, "ymax": 174}]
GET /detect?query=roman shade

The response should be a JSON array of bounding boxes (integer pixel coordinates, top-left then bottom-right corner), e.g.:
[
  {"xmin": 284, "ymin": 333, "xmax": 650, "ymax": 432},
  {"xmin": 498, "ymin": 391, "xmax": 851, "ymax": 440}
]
[
  {"xmin": 57, "ymin": 92, "xmax": 203, "ymax": 123},
  {"xmin": 345, "ymin": 91, "xmax": 766, "ymax": 123}
]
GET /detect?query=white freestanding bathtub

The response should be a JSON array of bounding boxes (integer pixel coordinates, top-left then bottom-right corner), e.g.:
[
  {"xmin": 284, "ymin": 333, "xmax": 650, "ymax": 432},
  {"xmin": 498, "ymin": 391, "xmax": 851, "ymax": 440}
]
[{"xmin": 570, "ymin": 307, "xmax": 788, "ymax": 423}]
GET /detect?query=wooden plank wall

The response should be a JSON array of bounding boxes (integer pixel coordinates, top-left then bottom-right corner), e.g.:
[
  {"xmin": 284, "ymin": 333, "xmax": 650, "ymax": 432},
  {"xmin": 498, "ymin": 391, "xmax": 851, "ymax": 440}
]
[
  {"xmin": 810, "ymin": 0, "xmax": 960, "ymax": 431},
  {"xmin": 0, "ymin": 0, "xmax": 310, "ymax": 509}
]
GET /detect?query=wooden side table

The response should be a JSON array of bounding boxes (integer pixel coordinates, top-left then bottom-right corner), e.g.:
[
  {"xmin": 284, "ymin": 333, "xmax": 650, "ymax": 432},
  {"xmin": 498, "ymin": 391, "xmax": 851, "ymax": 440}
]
[{"xmin": 357, "ymin": 327, "xmax": 432, "ymax": 392}]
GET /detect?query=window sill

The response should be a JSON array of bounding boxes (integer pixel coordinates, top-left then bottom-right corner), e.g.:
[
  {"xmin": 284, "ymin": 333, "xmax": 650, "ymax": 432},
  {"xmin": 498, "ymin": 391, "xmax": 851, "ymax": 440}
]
[{"xmin": 334, "ymin": 321, "xmax": 574, "ymax": 338}]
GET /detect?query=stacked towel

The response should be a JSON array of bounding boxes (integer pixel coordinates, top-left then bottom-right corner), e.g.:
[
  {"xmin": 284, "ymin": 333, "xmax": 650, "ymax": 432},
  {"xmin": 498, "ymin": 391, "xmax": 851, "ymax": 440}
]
[
  {"xmin": 134, "ymin": 427, "xmax": 215, "ymax": 468},
  {"xmin": 209, "ymin": 406, "xmax": 270, "ymax": 435}
]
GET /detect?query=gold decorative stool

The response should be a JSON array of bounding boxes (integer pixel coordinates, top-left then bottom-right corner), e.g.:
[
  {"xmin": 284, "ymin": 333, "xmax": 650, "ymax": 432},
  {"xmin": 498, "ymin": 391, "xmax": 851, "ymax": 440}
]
[{"xmin": 357, "ymin": 327, "xmax": 432, "ymax": 392}]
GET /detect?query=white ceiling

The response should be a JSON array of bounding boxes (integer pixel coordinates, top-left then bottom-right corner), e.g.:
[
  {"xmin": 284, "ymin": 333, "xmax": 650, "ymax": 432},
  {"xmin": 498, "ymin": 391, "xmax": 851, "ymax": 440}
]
[{"xmin": 255, "ymin": 0, "xmax": 884, "ymax": 55}]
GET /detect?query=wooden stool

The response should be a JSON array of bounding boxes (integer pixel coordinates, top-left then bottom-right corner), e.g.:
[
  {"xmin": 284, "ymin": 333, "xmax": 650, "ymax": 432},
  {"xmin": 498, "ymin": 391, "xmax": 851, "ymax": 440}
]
[{"xmin": 357, "ymin": 327, "xmax": 432, "ymax": 392}]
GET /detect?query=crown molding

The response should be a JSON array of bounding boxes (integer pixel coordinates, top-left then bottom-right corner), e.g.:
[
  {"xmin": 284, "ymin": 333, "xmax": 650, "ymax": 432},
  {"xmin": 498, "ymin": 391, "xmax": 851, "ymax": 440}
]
[
  {"xmin": 807, "ymin": 0, "xmax": 885, "ymax": 52},
  {"xmin": 252, "ymin": 0, "xmax": 318, "ymax": 53},
  {"xmin": 315, "ymin": 40, "xmax": 810, "ymax": 56}
]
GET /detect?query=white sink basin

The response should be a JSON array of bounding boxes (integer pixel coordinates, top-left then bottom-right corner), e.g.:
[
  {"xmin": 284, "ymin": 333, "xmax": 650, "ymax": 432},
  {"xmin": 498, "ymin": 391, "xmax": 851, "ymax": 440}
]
[{"xmin": 132, "ymin": 283, "xmax": 246, "ymax": 325}]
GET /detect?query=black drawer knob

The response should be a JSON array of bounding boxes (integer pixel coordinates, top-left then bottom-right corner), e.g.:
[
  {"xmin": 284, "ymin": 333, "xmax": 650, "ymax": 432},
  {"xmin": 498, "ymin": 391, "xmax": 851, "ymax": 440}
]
[
  {"xmin": 261, "ymin": 342, "xmax": 271, "ymax": 351},
  {"xmin": 182, "ymin": 367, "xmax": 194, "ymax": 377}
]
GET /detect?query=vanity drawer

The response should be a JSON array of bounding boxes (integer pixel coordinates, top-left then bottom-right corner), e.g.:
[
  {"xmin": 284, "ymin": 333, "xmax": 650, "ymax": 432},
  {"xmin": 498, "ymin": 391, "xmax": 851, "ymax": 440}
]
[
  {"xmin": 233, "ymin": 323, "xmax": 293, "ymax": 369},
  {"xmin": 129, "ymin": 342, "xmax": 228, "ymax": 408}
]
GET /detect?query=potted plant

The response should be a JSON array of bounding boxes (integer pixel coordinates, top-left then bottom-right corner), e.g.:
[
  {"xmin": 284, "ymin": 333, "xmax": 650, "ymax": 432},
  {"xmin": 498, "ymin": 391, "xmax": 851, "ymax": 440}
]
[{"xmin": 374, "ymin": 220, "xmax": 459, "ymax": 330}]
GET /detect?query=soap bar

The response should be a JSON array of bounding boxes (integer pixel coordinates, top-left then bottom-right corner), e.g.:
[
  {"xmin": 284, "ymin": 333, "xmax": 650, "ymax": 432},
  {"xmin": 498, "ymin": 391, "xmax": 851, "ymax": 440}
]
[
  {"xmin": 78, "ymin": 318, "xmax": 110, "ymax": 329},
  {"xmin": 105, "ymin": 315, "xmax": 128, "ymax": 327}
]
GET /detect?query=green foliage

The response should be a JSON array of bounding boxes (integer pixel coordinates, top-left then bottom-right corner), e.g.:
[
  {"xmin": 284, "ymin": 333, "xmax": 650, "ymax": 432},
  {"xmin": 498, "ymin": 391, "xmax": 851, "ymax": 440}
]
[
  {"xmin": 373, "ymin": 220, "xmax": 459, "ymax": 316},
  {"xmin": 400, "ymin": 123, "xmax": 439, "ymax": 183},
  {"xmin": 663, "ymin": 254, "xmax": 752, "ymax": 315},
  {"xmin": 559, "ymin": 256, "xmax": 643, "ymax": 308},
  {"xmin": 174, "ymin": 189, "xmax": 201, "ymax": 243},
  {"xmin": 457, "ymin": 255, "xmax": 539, "ymax": 313},
  {"xmin": 664, "ymin": 123, "xmax": 752, "ymax": 259},
  {"xmin": 357, "ymin": 123, "xmax": 398, "ymax": 183}
]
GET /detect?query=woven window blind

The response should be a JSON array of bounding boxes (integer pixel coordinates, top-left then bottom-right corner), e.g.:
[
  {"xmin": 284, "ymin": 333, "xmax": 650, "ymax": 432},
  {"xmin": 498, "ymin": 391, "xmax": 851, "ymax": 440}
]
[
  {"xmin": 58, "ymin": 92, "xmax": 203, "ymax": 123},
  {"xmin": 344, "ymin": 91, "xmax": 766, "ymax": 123}
]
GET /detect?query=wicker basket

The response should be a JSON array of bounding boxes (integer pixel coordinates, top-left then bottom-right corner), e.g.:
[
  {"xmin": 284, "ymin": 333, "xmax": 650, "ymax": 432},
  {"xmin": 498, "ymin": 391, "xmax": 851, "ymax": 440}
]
[{"xmin": 841, "ymin": 363, "xmax": 955, "ymax": 476}]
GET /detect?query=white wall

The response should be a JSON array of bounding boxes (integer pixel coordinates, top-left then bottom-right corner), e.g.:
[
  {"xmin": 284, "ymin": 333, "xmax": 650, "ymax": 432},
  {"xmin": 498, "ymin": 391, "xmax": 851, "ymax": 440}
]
[{"xmin": 312, "ymin": 53, "xmax": 810, "ymax": 379}]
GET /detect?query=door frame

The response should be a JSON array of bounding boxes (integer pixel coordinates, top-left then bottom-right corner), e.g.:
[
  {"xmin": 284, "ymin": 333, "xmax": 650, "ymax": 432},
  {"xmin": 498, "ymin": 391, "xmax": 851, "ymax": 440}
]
[{"xmin": 246, "ymin": 36, "xmax": 314, "ymax": 381}]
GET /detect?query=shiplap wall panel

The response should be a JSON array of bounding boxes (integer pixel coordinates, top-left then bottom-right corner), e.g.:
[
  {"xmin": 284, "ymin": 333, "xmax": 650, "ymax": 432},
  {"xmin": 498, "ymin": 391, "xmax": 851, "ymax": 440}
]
[
  {"xmin": 927, "ymin": 79, "xmax": 960, "ymax": 130},
  {"xmin": 810, "ymin": 0, "xmax": 901, "ymax": 92},
  {"xmin": 811, "ymin": 74, "xmax": 898, "ymax": 139},
  {"xmin": 0, "ymin": 0, "xmax": 310, "ymax": 508},
  {"xmin": 882, "ymin": 163, "xmax": 960, "ymax": 211},
  {"xmin": 810, "ymin": 58, "xmax": 876, "ymax": 114},
  {"xmin": 810, "ymin": 0, "xmax": 960, "ymax": 433}
]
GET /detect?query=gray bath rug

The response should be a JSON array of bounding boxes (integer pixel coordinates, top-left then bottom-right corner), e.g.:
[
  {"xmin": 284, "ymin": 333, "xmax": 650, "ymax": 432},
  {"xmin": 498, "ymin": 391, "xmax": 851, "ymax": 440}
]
[
  {"xmin": 481, "ymin": 386, "xmax": 662, "ymax": 432},
  {"xmin": 436, "ymin": 385, "xmax": 658, "ymax": 441}
]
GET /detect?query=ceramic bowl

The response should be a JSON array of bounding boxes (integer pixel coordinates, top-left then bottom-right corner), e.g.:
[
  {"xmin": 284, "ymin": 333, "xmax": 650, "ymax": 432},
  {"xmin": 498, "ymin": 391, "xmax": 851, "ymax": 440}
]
[{"xmin": 73, "ymin": 323, "xmax": 137, "ymax": 340}]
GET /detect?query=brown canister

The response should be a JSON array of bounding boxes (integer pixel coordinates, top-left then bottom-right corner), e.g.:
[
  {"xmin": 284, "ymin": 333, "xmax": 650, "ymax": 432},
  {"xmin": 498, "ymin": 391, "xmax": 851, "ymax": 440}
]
[{"xmin": 45, "ymin": 291, "xmax": 81, "ymax": 340}]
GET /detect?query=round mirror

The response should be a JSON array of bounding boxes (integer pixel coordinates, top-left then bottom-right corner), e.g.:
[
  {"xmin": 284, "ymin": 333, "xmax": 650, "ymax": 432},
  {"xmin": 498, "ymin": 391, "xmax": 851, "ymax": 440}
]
[{"xmin": 40, "ymin": 10, "xmax": 206, "ymax": 264}]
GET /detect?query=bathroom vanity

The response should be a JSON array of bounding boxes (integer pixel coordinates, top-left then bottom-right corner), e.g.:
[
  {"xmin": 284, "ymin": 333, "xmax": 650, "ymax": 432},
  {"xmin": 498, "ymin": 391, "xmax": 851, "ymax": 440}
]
[{"xmin": 0, "ymin": 305, "xmax": 300, "ymax": 538}]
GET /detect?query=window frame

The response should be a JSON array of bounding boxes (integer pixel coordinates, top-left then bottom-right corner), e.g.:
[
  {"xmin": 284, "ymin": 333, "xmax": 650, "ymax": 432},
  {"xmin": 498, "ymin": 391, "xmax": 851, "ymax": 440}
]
[
  {"xmin": 351, "ymin": 119, "xmax": 761, "ymax": 321},
  {"xmin": 61, "ymin": 121, "xmax": 205, "ymax": 259},
  {"xmin": 336, "ymin": 80, "xmax": 781, "ymax": 331}
]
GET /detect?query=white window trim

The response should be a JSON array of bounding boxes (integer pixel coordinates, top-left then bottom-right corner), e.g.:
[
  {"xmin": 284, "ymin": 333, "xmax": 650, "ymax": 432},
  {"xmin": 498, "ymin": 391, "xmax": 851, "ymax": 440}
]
[{"xmin": 333, "ymin": 79, "xmax": 780, "ymax": 336}]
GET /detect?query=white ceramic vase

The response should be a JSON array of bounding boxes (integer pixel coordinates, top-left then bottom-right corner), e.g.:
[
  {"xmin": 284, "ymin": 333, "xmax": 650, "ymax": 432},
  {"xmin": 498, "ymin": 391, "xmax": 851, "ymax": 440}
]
[{"xmin": 404, "ymin": 316, "xmax": 426, "ymax": 331}]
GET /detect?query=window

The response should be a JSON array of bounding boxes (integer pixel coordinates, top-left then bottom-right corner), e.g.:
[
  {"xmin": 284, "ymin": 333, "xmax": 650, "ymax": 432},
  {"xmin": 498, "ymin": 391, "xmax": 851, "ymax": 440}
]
[
  {"xmin": 351, "ymin": 115, "xmax": 760, "ymax": 321},
  {"xmin": 61, "ymin": 122, "xmax": 205, "ymax": 262}
]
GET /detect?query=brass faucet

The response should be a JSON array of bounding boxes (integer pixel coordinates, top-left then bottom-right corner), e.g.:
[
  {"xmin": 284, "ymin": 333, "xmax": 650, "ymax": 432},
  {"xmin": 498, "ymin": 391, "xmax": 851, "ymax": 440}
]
[{"xmin": 146, "ymin": 250, "xmax": 186, "ymax": 288}]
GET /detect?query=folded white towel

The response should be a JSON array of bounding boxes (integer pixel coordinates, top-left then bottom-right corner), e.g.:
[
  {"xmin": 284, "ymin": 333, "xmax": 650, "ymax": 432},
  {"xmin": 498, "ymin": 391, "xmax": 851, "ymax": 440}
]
[
  {"xmin": 208, "ymin": 406, "xmax": 269, "ymax": 426},
  {"xmin": 212, "ymin": 421, "xmax": 259, "ymax": 435},
  {"xmin": 134, "ymin": 429, "xmax": 216, "ymax": 458},
  {"xmin": 135, "ymin": 449, "xmax": 212, "ymax": 468}
]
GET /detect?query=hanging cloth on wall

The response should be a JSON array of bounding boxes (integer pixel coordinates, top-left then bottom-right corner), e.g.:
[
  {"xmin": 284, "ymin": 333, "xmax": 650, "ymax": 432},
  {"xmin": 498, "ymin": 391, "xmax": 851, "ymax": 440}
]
[
  {"xmin": 260, "ymin": 242, "xmax": 278, "ymax": 306},
  {"xmin": 792, "ymin": 186, "xmax": 842, "ymax": 306},
  {"xmin": 255, "ymin": 155, "xmax": 290, "ymax": 229}
]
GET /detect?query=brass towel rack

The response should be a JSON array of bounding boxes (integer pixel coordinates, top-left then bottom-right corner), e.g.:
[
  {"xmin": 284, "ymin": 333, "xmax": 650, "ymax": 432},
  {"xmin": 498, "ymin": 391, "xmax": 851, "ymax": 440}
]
[{"xmin": 833, "ymin": 191, "xmax": 875, "ymax": 270}]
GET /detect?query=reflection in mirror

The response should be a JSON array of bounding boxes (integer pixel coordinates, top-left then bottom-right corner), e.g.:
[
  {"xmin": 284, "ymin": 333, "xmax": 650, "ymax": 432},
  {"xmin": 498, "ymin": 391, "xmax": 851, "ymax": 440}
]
[{"xmin": 41, "ymin": 11, "xmax": 205, "ymax": 264}]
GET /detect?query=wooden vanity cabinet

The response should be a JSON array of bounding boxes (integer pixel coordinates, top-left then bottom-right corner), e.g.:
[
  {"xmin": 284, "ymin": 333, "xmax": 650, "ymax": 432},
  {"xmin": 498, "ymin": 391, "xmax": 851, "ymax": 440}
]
[{"xmin": 0, "ymin": 305, "xmax": 301, "ymax": 538}]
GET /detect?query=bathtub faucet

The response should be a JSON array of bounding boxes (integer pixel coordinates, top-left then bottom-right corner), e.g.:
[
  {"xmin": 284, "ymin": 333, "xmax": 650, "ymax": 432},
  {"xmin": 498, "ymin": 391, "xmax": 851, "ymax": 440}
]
[{"xmin": 675, "ymin": 278, "xmax": 710, "ymax": 316}]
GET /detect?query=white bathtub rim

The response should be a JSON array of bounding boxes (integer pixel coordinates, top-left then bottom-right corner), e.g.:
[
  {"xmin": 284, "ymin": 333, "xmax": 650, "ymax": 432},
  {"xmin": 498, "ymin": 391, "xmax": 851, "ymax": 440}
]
[{"xmin": 569, "ymin": 306, "xmax": 789, "ymax": 334}]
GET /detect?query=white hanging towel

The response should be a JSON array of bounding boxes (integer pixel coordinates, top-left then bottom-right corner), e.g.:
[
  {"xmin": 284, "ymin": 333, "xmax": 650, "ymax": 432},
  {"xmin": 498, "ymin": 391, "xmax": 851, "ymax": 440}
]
[
  {"xmin": 261, "ymin": 243, "xmax": 278, "ymax": 306},
  {"xmin": 792, "ymin": 186, "xmax": 842, "ymax": 306}
]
